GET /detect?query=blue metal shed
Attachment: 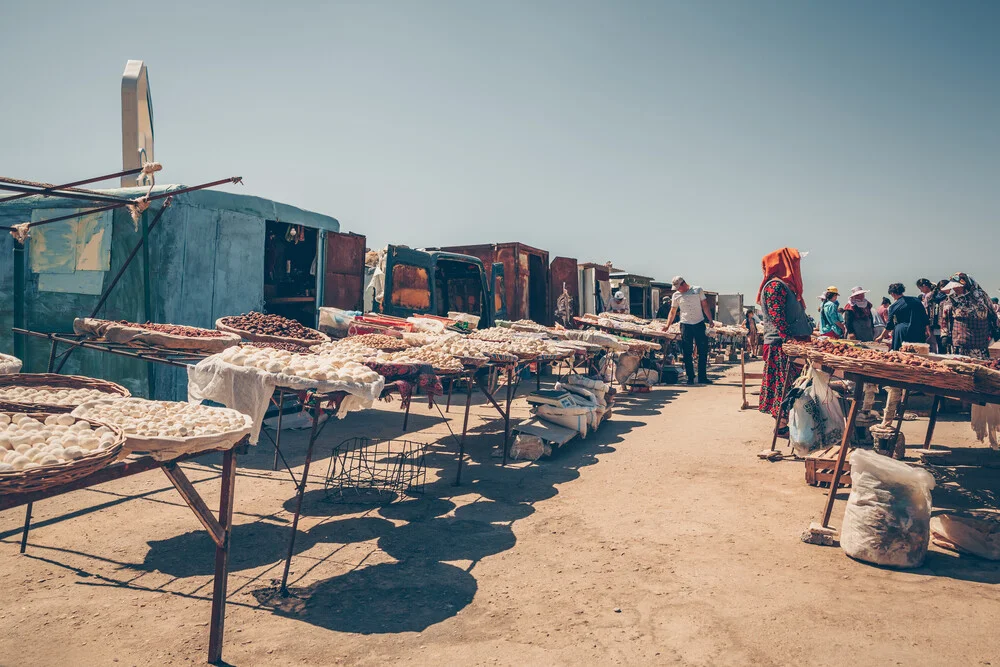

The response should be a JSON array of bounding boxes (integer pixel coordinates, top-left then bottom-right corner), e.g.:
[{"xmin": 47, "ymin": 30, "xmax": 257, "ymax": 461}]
[{"xmin": 1, "ymin": 185, "xmax": 339, "ymax": 400}]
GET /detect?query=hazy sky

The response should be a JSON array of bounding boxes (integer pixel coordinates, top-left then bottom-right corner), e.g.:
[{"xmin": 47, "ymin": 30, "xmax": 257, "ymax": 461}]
[{"xmin": 2, "ymin": 1, "xmax": 998, "ymax": 304}]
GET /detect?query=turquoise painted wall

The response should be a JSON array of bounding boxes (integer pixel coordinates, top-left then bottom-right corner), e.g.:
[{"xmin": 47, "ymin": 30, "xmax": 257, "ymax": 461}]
[{"xmin": 1, "ymin": 185, "xmax": 339, "ymax": 400}]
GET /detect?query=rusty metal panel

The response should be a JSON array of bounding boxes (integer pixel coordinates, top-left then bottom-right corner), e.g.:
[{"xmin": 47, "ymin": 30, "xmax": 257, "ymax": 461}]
[
  {"xmin": 323, "ymin": 231, "xmax": 366, "ymax": 310},
  {"xmin": 550, "ymin": 256, "xmax": 579, "ymax": 317},
  {"xmin": 495, "ymin": 245, "xmax": 520, "ymax": 320}
]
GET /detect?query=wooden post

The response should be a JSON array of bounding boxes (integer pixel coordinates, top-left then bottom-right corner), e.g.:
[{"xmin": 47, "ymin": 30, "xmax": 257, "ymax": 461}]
[
  {"xmin": 821, "ymin": 379, "xmax": 864, "ymax": 527},
  {"xmin": 924, "ymin": 395, "xmax": 941, "ymax": 448}
]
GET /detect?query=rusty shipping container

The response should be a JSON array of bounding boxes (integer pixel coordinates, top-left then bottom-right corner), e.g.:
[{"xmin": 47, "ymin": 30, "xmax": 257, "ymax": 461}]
[{"xmin": 434, "ymin": 242, "xmax": 553, "ymax": 324}]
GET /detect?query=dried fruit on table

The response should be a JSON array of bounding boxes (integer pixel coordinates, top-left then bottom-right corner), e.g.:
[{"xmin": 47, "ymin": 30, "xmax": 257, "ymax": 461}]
[{"xmin": 219, "ymin": 312, "xmax": 325, "ymax": 341}]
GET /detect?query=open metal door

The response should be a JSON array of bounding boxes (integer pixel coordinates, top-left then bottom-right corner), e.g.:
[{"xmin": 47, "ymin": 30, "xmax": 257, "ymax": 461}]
[
  {"xmin": 323, "ymin": 231, "xmax": 366, "ymax": 311},
  {"xmin": 382, "ymin": 245, "xmax": 435, "ymax": 318},
  {"xmin": 491, "ymin": 261, "xmax": 507, "ymax": 324},
  {"xmin": 550, "ymin": 256, "xmax": 579, "ymax": 323}
]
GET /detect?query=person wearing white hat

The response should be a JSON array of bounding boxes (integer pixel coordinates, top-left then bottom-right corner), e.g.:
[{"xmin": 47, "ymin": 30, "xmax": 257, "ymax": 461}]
[
  {"xmin": 664, "ymin": 275, "xmax": 715, "ymax": 384},
  {"xmin": 607, "ymin": 290, "xmax": 628, "ymax": 314},
  {"xmin": 842, "ymin": 286, "xmax": 875, "ymax": 341}
]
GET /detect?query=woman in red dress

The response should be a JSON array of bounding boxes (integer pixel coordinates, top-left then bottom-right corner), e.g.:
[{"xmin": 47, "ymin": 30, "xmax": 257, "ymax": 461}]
[{"xmin": 757, "ymin": 248, "xmax": 814, "ymax": 434}]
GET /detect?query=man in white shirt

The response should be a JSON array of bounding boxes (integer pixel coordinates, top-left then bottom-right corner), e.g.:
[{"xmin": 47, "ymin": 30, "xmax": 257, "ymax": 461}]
[{"xmin": 664, "ymin": 275, "xmax": 715, "ymax": 385}]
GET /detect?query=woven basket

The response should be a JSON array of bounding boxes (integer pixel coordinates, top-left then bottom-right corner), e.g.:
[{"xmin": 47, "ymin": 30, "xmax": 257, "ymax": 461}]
[
  {"xmin": 216, "ymin": 317, "xmax": 330, "ymax": 347},
  {"xmin": 0, "ymin": 414, "xmax": 126, "ymax": 495},
  {"xmin": 806, "ymin": 350, "xmax": 976, "ymax": 393},
  {"xmin": 782, "ymin": 342, "xmax": 809, "ymax": 359},
  {"xmin": 0, "ymin": 374, "xmax": 131, "ymax": 413},
  {"xmin": 972, "ymin": 366, "xmax": 1000, "ymax": 397}
]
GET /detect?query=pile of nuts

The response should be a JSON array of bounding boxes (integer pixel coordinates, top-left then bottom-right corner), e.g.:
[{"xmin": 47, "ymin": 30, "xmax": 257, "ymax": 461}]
[
  {"xmin": 0, "ymin": 386, "xmax": 119, "ymax": 407},
  {"xmin": 117, "ymin": 320, "xmax": 228, "ymax": 338},
  {"xmin": 72, "ymin": 399, "xmax": 248, "ymax": 439},
  {"xmin": 218, "ymin": 345, "xmax": 381, "ymax": 384},
  {"xmin": 0, "ymin": 413, "xmax": 118, "ymax": 471},
  {"xmin": 345, "ymin": 333, "xmax": 409, "ymax": 351},
  {"xmin": 245, "ymin": 341, "xmax": 315, "ymax": 354},
  {"xmin": 220, "ymin": 312, "xmax": 325, "ymax": 341}
]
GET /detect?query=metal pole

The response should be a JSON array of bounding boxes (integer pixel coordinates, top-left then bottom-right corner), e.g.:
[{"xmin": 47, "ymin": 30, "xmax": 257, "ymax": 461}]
[
  {"xmin": 12, "ymin": 239, "xmax": 26, "ymax": 363},
  {"xmin": 454, "ymin": 371, "xmax": 475, "ymax": 486},
  {"xmin": 281, "ymin": 400, "xmax": 322, "ymax": 595},
  {"xmin": 0, "ymin": 166, "xmax": 146, "ymax": 203},
  {"xmin": 272, "ymin": 390, "xmax": 285, "ymax": 471},
  {"xmin": 501, "ymin": 365, "xmax": 513, "ymax": 466},
  {"xmin": 0, "ymin": 182, "xmax": 131, "ymax": 206},
  {"xmin": 1, "ymin": 176, "xmax": 242, "ymax": 233},
  {"xmin": 141, "ymin": 209, "xmax": 154, "ymax": 399},
  {"xmin": 208, "ymin": 448, "xmax": 237, "ymax": 665}
]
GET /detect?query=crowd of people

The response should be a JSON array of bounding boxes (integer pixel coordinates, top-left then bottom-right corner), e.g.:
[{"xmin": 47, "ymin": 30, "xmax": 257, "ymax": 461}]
[{"xmin": 753, "ymin": 246, "xmax": 1000, "ymax": 434}]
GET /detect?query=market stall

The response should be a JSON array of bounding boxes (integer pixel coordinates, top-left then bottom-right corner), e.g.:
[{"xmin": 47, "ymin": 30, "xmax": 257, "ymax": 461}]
[{"xmin": 780, "ymin": 339, "xmax": 1000, "ymax": 530}]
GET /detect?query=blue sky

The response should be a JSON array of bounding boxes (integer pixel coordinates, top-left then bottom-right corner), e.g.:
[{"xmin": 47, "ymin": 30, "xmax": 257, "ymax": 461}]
[{"xmin": 2, "ymin": 1, "xmax": 998, "ymax": 304}]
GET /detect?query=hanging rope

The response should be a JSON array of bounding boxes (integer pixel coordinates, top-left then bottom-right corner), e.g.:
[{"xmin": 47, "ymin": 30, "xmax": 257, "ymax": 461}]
[{"xmin": 127, "ymin": 196, "xmax": 151, "ymax": 228}]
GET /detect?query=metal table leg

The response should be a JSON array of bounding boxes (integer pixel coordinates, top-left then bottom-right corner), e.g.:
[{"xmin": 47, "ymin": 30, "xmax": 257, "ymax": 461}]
[
  {"xmin": 271, "ymin": 389, "xmax": 285, "ymax": 471},
  {"xmin": 454, "ymin": 372, "xmax": 475, "ymax": 486},
  {"xmin": 502, "ymin": 366, "xmax": 514, "ymax": 466},
  {"xmin": 208, "ymin": 448, "xmax": 237, "ymax": 664},
  {"xmin": 280, "ymin": 404, "xmax": 322, "ymax": 596}
]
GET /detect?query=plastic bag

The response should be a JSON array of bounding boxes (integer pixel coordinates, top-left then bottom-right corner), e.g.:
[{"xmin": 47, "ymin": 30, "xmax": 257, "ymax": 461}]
[
  {"xmin": 840, "ymin": 449, "xmax": 935, "ymax": 568},
  {"xmin": 0, "ymin": 353, "xmax": 22, "ymax": 375},
  {"xmin": 788, "ymin": 367, "xmax": 846, "ymax": 457},
  {"xmin": 510, "ymin": 434, "xmax": 548, "ymax": 460},
  {"xmin": 318, "ymin": 307, "xmax": 359, "ymax": 336},
  {"xmin": 615, "ymin": 353, "xmax": 642, "ymax": 385},
  {"xmin": 931, "ymin": 514, "xmax": 1000, "ymax": 560}
]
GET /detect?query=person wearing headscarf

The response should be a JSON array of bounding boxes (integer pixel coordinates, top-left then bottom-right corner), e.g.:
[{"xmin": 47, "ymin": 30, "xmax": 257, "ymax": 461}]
[
  {"xmin": 757, "ymin": 248, "xmax": 813, "ymax": 432},
  {"xmin": 607, "ymin": 290, "xmax": 628, "ymax": 314},
  {"xmin": 916, "ymin": 278, "xmax": 947, "ymax": 352},
  {"xmin": 941, "ymin": 272, "xmax": 995, "ymax": 359},
  {"xmin": 842, "ymin": 286, "xmax": 875, "ymax": 341}
]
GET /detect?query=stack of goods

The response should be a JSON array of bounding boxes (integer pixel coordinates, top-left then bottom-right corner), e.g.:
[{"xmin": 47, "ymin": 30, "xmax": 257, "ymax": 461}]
[
  {"xmin": 72, "ymin": 398, "xmax": 252, "ymax": 459},
  {"xmin": 346, "ymin": 333, "xmax": 409, "ymax": 352},
  {"xmin": 74, "ymin": 317, "xmax": 241, "ymax": 353},
  {"xmin": 427, "ymin": 337, "xmax": 512, "ymax": 364},
  {"xmin": 216, "ymin": 312, "xmax": 330, "ymax": 346},
  {"xmin": 468, "ymin": 327, "xmax": 521, "ymax": 342},
  {"xmin": 1, "ymin": 353, "xmax": 22, "ymax": 375},
  {"xmin": 707, "ymin": 322, "xmax": 748, "ymax": 340},
  {"xmin": 216, "ymin": 345, "xmax": 381, "ymax": 384},
  {"xmin": 244, "ymin": 341, "xmax": 316, "ymax": 354},
  {"xmin": 528, "ymin": 376, "xmax": 613, "ymax": 439},
  {"xmin": 385, "ymin": 348, "xmax": 464, "ymax": 374},
  {"xmin": 0, "ymin": 374, "xmax": 130, "ymax": 413},
  {"xmin": 0, "ymin": 412, "xmax": 126, "ymax": 492}
]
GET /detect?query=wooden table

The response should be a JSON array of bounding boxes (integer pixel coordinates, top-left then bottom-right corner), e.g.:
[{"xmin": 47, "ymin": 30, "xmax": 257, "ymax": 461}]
[
  {"xmin": 816, "ymin": 370, "xmax": 1000, "ymax": 528},
  {"xmin": 1, "ymin": 444, "xmax": 242, "ymax": 664}
]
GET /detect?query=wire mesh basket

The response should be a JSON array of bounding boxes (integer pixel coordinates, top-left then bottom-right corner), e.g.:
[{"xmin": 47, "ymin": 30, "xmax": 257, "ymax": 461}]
[{"xmin": 323, "ymin": 437, "xmax": 427, "ymax": 500}]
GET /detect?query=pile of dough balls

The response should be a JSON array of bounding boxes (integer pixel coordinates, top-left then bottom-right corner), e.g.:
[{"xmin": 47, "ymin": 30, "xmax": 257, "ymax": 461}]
[
  {"xmin": 73, "ymin": 399, "xmax": 248, "ymax": 439},
  {"xmin": 384, "ymin": 348, "xmax": 464, "ymax": 373},
  {"xmin": 217, "ymin": 346, "xmax": 381, "ymax": 384},
  {"xmin": 0, "ymin": 385, "xmax": 116, "ymax": 407},
  {"xmin": 0, "ymin": 413, "xmax": 118, "ymax": 472}
]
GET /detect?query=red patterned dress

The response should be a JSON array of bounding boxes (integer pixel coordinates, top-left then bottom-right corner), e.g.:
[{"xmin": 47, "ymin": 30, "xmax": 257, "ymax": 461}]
[{"xmin": 758, "ymin": 280, "xmax": 806, "ymax": 419}]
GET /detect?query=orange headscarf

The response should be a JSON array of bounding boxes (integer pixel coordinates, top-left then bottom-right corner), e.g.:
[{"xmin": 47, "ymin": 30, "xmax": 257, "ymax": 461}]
[{"xmin": 757, "ymin": 247, "xmax": 805, "ymax": 307}]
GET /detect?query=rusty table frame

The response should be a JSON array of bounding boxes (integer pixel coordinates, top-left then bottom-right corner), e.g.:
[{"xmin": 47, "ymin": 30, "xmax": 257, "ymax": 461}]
[{"xmin": 1, "ymin": 444, "xmax": 242, "ymax": 664}]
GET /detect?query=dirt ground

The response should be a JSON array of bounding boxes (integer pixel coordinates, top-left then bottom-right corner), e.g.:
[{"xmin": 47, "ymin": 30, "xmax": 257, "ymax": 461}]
[{"xmin": 2, "ymin": 361, "xmax": 1000, "ymax": 666}]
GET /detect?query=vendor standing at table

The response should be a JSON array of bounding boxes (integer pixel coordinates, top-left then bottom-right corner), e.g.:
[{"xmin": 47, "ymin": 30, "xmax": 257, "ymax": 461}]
[
  {"xmin": 842, "ymin": 286, "xmax": 875, "ymax": 341},
  {"xmin": 941, "ymin": 273, "xmax": 994, "ymax": 359},
  {"xmin": 819, "ymin": 287, "xmax": 846, "ymax": 338},
  {"xmin": 664, "ymin": 276, "xmax": 714, "ymax": 385},
  {"xmin": 877, "ymin": 282, "xmax": 929, "ymax": 350},
  {"xmin": 757, "ymin": 248, "xmax": 812, "ymax": 436}
]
